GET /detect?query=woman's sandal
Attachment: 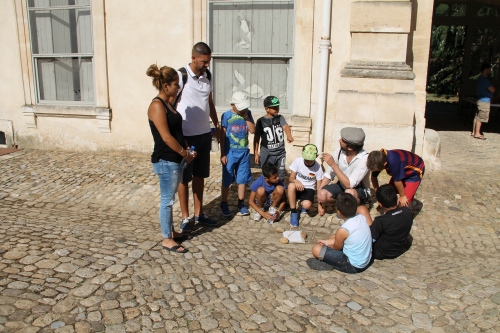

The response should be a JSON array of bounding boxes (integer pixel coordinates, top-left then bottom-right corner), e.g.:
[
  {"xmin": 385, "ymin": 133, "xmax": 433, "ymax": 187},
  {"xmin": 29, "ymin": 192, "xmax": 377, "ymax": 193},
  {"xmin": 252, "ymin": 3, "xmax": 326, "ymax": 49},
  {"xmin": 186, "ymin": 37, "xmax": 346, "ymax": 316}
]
[
  {"xmin": 474, "ymin": 136, "xmax": 487, "ymax": 140},
  {"xmin": 162, "ymin": 244, "xmax": 188, "ymax": 253}
]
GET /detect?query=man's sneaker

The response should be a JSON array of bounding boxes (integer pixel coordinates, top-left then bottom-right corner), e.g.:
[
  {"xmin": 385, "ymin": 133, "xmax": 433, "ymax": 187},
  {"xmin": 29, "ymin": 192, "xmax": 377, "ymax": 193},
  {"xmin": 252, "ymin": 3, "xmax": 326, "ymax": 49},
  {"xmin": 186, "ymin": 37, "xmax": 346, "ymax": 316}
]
[
  {"xmin": 180, "ymin": 217, "xmax": 192, "ymax": 233},
  {"xmin": 238, "ymin": 202, "xmax": 250, "ymax": 216},
  {"xmin": 301, "ymin": 207, "xmax": 309, "ymax": 214},
  {"xmin": 253, "ymin": 212, "xmax": 261, "ymax": 222},
  {"xmin": 290, "ymin": 212, "xmax": 299, "ymax": 227},
  {"xmin": 196, "ymin": 213, "xmax": 219, "ymax": 226},
  {"xmin": 220, "ymin": 202, "xmax": 232, "ymax": 217}
]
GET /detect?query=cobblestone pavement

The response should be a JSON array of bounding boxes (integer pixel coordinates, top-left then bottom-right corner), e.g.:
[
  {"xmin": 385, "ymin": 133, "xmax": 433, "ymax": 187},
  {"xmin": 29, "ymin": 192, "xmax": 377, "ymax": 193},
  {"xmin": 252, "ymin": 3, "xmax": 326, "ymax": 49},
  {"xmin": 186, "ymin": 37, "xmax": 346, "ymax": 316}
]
[{"xmin": 0, "ymin": 130, "xmax": 499, "ymax": 333}]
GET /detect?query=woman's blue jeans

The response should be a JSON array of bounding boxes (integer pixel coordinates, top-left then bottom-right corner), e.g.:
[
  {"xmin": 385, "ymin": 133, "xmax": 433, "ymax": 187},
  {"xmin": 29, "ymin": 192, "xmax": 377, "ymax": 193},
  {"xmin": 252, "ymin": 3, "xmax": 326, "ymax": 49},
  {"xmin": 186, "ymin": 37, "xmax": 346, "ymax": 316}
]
[{"xmin": 152, "ymin": 160, "xmax": 182, "ymax": 239}]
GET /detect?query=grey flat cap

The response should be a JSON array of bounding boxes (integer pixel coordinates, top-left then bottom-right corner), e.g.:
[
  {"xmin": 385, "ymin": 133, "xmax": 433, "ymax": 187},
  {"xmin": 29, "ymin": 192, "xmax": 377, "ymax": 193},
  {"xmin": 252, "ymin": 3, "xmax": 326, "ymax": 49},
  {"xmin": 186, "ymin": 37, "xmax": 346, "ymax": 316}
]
[{"xmin": 341, "ymin": 127, "xmax": 365, "ymax": 145}]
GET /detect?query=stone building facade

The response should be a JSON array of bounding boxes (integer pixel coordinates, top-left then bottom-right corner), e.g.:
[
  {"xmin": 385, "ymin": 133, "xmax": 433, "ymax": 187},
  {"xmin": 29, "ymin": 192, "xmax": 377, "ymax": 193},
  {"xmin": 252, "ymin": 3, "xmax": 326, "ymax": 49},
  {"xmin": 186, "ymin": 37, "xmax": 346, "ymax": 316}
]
[{"xmin": 0, "ymin": 0, "xmax": 433, "ymax": 159}]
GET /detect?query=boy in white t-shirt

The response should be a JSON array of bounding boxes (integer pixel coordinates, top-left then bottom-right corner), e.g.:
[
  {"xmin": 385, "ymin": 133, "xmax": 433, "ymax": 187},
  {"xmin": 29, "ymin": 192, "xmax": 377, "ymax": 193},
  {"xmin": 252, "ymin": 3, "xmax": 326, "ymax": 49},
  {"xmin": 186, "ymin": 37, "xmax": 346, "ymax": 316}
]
[{"xmin": 288, "ymin": 144, "xmax": 324, "ymax": 227}]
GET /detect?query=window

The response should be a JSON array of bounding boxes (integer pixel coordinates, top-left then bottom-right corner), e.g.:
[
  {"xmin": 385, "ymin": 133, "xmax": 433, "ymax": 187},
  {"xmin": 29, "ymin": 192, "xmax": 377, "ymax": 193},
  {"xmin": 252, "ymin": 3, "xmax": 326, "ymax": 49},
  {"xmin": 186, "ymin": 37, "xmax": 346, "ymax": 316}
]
[
  {"xmin": 28, "ymin": 0, "xmax": 94, "ymax": 104},
  {"xmin": 209, "ymin": 0, "xmax": 294, "ymax": 111}
]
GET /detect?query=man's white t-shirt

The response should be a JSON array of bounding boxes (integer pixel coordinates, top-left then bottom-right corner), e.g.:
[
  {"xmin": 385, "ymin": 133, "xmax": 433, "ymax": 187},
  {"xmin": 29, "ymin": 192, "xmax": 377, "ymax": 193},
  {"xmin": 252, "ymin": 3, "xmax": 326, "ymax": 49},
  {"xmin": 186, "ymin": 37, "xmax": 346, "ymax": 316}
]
[
  {"xmin": 176, "ymin": 64, "xmax": 213, "ymax": 136},
  {"xmin": 324, "ymin": 148, "xmax": 370, "ymax": 189},
  {"xmin": 289, "ymin": 157, "xmax": 324, "ymax": 190}
]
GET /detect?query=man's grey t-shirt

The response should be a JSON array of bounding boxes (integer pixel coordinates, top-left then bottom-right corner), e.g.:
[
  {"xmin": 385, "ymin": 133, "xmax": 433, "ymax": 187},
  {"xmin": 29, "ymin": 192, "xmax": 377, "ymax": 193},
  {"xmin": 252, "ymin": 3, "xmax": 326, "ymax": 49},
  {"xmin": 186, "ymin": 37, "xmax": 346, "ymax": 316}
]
[{"xmin": 255, "ymin": 115, "xmax": 287, "ymax": 154}]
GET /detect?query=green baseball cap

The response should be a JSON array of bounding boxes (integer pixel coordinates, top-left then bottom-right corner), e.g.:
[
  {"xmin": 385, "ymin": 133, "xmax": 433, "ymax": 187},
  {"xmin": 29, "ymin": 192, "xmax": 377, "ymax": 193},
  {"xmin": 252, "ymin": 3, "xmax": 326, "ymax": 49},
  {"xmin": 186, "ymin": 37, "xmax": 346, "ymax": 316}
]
[
  {"xmin": 302, "ymin": 144, "xmax": 318, "ymax": 161},
  {"xmin": 263, "ymin": 96, "xmax": 282, "ymax": 107}
]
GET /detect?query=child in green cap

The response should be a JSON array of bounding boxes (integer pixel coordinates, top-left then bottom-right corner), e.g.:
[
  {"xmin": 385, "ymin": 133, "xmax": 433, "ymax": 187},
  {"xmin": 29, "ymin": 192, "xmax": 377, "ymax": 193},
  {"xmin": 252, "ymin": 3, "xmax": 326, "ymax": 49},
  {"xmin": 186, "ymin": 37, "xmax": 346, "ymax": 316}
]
[{"xmin": 287, "ymin": 144, "xmax": 324, "ymax": 227}]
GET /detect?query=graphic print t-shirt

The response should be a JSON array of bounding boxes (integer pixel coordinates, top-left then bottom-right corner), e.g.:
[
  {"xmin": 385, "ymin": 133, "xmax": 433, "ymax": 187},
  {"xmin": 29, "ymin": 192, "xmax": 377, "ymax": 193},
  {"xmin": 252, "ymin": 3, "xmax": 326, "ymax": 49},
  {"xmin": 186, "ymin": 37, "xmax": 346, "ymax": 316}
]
[
  {"xmin": 255, "ymin": 115, "xmax": 288, "ymax": 153},
  {"xmin": 221, "ymin": 110, "xmax": 254, "ymax": 153},
  {"xmin": 289, "ymin": 158, "xmax": 324, "ymax": 190}
]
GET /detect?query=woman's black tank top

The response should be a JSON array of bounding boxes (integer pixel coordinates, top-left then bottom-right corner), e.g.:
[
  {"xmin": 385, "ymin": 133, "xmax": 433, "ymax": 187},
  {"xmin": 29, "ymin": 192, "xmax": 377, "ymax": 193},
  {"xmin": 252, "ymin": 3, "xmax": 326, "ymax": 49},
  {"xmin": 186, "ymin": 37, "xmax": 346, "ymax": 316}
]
[{"xmin": 149, "ymin": 97, "xmax": 184, "ymax": 163}]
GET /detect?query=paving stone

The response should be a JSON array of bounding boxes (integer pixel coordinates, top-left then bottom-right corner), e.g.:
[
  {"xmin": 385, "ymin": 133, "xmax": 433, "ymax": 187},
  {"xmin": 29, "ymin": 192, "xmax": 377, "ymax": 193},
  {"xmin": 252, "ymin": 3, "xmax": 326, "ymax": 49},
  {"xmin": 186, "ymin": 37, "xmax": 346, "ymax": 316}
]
[
  {"xmin": 74, "ymin": 321, "xmax": 92, "ymax": 333},
  {"xmin": 73, "ymin": 285, "xmax": 99, "ymax": 298},
  {"xmin": 347, "ymin": 302, "xmax": 362, "ymax": 311},
  {"xmin": 7, "ymin": 281, "xmax": 29, "ymax": 289},
  {"xmin": 412, "ymin": 313, "xmax": 432, "ymax": 330},
  {"xmin": 199, "ymin": 318, "xmax": 218, "ymax": 331},
  {"xmin": 50, "ymin": 321, "xmax": 66, "ymax": 329},
  {"xmin": 3, "ymin": 251, "xmax": 28, "ymax": 260},
  {"xmin": 103, "ymin": 309, "xmax": 123, "ymax": 325}
]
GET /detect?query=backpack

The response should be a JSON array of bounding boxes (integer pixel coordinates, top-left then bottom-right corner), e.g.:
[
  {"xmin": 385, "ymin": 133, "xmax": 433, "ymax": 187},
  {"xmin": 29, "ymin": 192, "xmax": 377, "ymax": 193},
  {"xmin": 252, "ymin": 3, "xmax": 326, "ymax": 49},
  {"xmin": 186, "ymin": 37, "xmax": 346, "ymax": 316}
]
[{"xmin": 174, "ymin": 67, "xmax": 212, "ymax": 106}]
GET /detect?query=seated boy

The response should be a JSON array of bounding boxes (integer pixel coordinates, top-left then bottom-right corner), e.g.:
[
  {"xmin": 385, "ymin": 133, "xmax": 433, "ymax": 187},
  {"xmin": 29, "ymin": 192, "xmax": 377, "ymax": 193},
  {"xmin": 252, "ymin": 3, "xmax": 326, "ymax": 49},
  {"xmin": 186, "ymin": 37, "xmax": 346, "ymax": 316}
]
[
  {"xmin": 357, "ymin": 185, "xmax": 413, "ymax": 260},
  {"xmin": 288, "ymin": 144, "xmax": 324, "ymax": 227},
  {"xmin": 367, "ymin": 149, "xmax": 425, "ymax": 207},
  {"xmin": 249, "ymin": 163, "xmax": 286, "ymax": 222},
  {"xmin": 307, "ymin": 193, "xmax": 372, "ymax": 273}
]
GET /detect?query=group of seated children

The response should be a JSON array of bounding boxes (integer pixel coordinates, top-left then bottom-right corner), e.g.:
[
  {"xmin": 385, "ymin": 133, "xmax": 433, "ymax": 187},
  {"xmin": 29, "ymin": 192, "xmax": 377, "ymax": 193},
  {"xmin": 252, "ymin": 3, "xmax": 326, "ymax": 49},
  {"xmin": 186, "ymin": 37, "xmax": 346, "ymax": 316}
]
[{"xmin": 219, "ymin": 91, "xmax": 422, "ymax": 273}]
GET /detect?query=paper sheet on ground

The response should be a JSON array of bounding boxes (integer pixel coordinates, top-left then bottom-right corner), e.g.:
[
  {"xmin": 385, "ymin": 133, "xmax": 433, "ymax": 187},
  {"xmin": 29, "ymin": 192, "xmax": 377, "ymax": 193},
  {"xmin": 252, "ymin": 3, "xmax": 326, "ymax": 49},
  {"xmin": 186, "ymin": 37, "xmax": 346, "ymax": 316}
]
[{"xmin": 283, "ymin": 230, "xmax": 305, "ymax": 243}]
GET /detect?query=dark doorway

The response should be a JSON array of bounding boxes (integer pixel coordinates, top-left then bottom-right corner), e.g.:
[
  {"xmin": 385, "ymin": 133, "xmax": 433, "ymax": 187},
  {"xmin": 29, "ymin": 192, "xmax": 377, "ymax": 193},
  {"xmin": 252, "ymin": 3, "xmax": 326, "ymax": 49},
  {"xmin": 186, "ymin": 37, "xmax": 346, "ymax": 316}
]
[{"xmin": 0, "ymin": 131, "xmax": 6, "ymax": 145}]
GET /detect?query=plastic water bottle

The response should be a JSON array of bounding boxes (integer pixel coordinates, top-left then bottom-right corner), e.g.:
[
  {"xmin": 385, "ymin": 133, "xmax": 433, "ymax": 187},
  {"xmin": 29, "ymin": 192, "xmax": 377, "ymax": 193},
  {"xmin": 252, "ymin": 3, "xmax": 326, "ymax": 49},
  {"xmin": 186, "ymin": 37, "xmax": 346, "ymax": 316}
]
[
  {"xmin": 267, "ymin": 206, "xmax": 277, "ymax": 225},
  {"xmin": 180, "ymin": 146, "xmax": 195, "ymax": 169},
  {"xmin": 211, "ymin": 128, "xmax": 219, "ymax": 152}
]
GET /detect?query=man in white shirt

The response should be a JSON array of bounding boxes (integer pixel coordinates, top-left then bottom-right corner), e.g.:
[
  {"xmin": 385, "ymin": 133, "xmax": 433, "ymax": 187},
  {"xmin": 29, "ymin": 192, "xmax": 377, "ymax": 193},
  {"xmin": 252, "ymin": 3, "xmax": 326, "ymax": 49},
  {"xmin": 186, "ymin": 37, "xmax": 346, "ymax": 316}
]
[
  {"xmin": 317, "ymin": 127, "xmax": 370, "ymax": 215},
  {"xmin": 175, "ymin": 42, "xmax": 220, "ymax": 232}
]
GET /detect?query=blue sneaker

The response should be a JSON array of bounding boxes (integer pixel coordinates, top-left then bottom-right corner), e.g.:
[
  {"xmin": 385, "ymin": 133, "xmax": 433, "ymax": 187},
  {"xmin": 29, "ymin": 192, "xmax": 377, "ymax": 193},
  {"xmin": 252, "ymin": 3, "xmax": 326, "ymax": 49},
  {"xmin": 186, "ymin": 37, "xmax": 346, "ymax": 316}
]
[
  {"xmin": 220, "ymin": 202, "xmax": 232, "ymax": 217},
  {"xmin": 301, "ymin": 207, "xmax": 309, "ymax": 214},
  {"xmin": 180, "ymin": 217, "xmax": 192, "ymax": 233},
  {"xmin": 196, "ymin": 213, "xmax": 219, "ymax": 226},
  {"xmin": 238, "ymin": 202, "xmax": 250, "ymax": 216},
  {"xmin": 290, "ymin": 212, "xmax": 299, "ymax": 227}
]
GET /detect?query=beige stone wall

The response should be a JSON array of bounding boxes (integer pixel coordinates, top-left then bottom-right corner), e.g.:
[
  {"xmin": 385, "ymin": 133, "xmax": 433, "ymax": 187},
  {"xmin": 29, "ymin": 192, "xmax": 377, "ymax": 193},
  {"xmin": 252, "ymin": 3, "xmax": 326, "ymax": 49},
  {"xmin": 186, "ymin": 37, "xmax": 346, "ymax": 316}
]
[
  {"xmin": 0, "ymin": 0, "xmax": 29, "ymax": 146},
  {"xmin": 407, "ymin": 0, "xmax": 434, "ymax": 155},
  {"xmin": 1, "ymin": 0, "xmax": 201, "ymax": 152},
  {"xmin": 1, "ymin": 0, "xmax": 433, "ymax": 157}
]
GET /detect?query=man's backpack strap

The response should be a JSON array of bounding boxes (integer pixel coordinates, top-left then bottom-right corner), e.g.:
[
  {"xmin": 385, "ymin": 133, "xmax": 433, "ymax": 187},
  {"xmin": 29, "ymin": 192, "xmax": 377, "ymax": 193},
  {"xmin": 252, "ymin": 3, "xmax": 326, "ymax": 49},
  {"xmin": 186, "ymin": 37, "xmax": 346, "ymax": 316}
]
[
  {"xmin": 178, "ymin": 67, "xmax": 188, "ymax": 86},
  {"xmin": 174, "ymin": 67, "xmax": 188, "ymax": 107}
]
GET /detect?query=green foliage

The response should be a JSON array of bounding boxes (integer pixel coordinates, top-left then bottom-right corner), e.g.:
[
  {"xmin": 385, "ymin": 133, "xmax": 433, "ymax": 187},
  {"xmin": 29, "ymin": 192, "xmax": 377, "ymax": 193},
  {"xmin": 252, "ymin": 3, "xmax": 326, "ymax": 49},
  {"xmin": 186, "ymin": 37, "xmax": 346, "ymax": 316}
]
[{"xmin": 427, "ymin": 25, "xmax": 466, "ymax": 96}]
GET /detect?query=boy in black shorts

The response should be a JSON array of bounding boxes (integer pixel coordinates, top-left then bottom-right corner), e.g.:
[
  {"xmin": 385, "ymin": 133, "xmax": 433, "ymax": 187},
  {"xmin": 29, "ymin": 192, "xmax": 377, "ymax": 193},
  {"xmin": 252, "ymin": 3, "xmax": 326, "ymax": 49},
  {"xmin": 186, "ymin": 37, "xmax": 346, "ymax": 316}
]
[
  {"xmin": 253, "ymin": 96, "xmax": 294, "ymax": 181},
  {"xmin": 287, "ymin": 144, "xmax": 324, "ymax": 227},
  {"xmin": 357, "ymin": 184, "xmax": 413, "ymax": 260}
]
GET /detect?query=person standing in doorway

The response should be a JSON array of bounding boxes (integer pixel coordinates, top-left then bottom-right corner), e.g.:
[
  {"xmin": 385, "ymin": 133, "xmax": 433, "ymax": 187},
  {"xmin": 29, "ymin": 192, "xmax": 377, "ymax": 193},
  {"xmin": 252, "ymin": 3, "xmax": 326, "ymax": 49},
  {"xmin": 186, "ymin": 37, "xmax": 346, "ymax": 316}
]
[
  {"xmin": 174, "ymin": 42, "xmax": 220, "ymax": 233},
  {"xmin": 473, "ymin": 63, "xmax": 495, "ymax": 140}
]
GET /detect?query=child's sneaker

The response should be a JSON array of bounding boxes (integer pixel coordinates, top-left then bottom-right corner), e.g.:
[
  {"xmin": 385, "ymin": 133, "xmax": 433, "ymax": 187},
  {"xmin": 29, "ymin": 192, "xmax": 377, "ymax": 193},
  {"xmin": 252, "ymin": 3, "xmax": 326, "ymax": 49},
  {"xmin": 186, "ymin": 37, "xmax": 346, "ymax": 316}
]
[
  {"xmin": 290, "ymin": 212, "xmax": 299, "ymax": 227},
  {"xmin": 180, "ymin": 217, "xmax": 192, "ymax": 233},
  {"xmin": 196, "ymin": 213, "xmax": 219, "ymax": 226},
  {"xmin": 253, "ymin": 212, "xmax": 261, "ymax": 222},
  {"xmin": 301, "ymin": 207, "xmax": 309, "ymax": 214},
  {"xmin": 238, "ymin": 202, "xmax": 250, "ymax": 216},
  {"xmin": 220, "ymin": 202, "xmax": 232, "ymax": 217}
]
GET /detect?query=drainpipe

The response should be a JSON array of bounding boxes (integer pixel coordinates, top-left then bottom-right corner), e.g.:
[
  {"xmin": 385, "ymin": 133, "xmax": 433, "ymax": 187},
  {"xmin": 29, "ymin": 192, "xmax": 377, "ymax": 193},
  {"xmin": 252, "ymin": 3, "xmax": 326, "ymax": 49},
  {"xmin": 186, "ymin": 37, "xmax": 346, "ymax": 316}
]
[{"xmin": 315, "ymin": 0, "xmax": 332, "ymax": 153}]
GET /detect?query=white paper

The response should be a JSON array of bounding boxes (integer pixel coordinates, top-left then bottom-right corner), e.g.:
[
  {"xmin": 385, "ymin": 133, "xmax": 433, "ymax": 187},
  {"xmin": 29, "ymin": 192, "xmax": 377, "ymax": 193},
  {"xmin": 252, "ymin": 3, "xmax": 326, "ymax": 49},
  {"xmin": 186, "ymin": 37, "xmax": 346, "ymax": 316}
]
[{"xmin": 283, "ymin": 230, "xmax": 304, "ymax": 244}]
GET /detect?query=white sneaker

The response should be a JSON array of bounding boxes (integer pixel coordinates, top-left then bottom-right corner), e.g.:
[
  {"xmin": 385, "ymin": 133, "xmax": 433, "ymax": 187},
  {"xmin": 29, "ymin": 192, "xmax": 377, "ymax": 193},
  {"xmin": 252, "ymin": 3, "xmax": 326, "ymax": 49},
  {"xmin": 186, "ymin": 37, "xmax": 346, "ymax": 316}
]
[{"xmin": 253, "ymin": 212, "xmax": 261, "ymax": 222}]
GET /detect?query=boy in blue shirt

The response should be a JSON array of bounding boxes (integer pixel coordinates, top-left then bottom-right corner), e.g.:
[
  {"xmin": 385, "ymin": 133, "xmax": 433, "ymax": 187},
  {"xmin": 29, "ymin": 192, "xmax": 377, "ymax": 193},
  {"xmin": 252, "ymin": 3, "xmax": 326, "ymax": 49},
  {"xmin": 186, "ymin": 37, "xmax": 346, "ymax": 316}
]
[
  {"xmin": 249, "ymin": 163, "xmax": 286, "ymax": 222},
  {"xmin": 307, "ymin": 193, "xmax": 372, "ymax": 273},
  {"xmin": 473, "ymin": 63, "xmax": 496, "ymax": 140},
  {"xmin": 220, "ymin": 92, "xmax": 256, "ymax": 216}
]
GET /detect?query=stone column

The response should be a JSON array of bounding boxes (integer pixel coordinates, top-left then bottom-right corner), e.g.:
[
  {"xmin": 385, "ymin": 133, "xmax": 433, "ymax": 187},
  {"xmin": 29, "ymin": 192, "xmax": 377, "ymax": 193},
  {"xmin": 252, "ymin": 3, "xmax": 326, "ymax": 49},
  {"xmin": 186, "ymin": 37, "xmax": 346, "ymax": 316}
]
[{"xmin": 334, "ymin": 0, "xmax": 416, "ymax": 152}]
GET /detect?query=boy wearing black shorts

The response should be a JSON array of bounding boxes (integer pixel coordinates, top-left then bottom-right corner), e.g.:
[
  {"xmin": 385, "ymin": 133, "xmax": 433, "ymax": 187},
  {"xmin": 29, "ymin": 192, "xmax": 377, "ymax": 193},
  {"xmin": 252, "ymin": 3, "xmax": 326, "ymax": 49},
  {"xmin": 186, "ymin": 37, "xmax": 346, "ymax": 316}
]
[{"xmin": 288, "ymin": 144, "xmax": 324, "ymax": 227}]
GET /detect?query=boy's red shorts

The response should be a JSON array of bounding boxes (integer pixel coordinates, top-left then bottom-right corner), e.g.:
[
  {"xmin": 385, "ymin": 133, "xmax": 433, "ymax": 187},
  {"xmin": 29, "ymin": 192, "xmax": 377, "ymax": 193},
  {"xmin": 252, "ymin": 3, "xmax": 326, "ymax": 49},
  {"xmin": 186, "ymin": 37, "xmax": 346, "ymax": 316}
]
[{"xmin": 389, "ymin": 178, "xmax": 421, "ymax": 203}]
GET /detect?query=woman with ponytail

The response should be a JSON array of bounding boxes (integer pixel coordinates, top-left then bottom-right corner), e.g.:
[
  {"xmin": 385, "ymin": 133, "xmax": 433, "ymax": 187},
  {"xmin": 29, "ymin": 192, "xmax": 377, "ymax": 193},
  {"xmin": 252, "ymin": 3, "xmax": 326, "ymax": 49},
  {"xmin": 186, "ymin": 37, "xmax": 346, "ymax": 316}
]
[{"xmin": 147, "ymin": 64, "xmax": 196, "ymax": 253}]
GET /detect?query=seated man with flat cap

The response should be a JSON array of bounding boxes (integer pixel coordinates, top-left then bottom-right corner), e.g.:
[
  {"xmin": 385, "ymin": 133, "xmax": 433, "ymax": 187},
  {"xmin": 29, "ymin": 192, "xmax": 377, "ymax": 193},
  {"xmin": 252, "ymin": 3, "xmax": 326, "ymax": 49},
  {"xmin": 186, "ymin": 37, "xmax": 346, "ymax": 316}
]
[{"xmin": 317, "ymin": 127, "xmax": 370, "ymax": 215}]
